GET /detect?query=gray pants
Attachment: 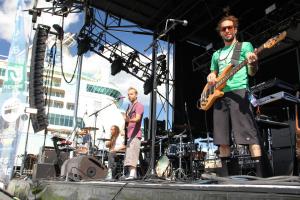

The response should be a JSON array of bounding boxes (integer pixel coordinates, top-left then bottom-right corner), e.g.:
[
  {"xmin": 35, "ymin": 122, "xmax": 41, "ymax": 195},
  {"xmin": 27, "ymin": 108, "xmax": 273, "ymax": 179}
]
[
  {"xmin": 213, "ymin": 89, "xmax": 259, "ymax": 145},
  {"xmin": 124, "ymin": 137, "xmax": 141, "ymax": 167}
]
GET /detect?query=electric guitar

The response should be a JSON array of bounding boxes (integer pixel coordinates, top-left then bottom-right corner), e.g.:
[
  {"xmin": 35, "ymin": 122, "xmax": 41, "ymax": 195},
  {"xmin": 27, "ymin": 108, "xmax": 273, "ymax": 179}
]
[
  {"xmin": 295, "ymin": 91, "xmax": 300, "ymax": 160},
  {"xmin": 124, "ymin": 102, "xmax": 137, "ymax": 145},
  {"xmin": 197, "ymin": 31, "xmax": 287, "ymax": 111}
]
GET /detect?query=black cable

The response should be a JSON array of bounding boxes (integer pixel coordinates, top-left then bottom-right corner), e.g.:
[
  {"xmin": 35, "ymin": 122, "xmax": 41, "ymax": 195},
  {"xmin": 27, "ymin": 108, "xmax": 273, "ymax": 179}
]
[
  {"xmin": 59, "ymin": 15, "xmax": 79, "ymax": 84},
  {"xmin": 0, "ymin": 188, "xmax": 15, "ymax": 199},
  {"xmin": 111, "ymin": 182, "xmax": 129, "ymax": 200}
]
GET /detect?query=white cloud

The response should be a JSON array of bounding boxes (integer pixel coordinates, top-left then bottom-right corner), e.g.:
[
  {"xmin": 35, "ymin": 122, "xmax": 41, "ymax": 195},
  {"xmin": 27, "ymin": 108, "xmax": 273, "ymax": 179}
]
[
  {"xmin": 0, "ymin": 0, "xmax": 20, "ymax": 42},
  {"xmin": 0, "ymin": 0, "xmax": 80, "ymax": 43}
]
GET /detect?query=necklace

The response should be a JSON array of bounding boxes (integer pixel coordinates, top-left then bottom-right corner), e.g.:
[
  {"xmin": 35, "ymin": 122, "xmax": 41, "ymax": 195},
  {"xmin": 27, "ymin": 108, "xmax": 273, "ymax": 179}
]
[{"xmin": 218, "ymin": 41, "xmax": 238, "ymax": 61}]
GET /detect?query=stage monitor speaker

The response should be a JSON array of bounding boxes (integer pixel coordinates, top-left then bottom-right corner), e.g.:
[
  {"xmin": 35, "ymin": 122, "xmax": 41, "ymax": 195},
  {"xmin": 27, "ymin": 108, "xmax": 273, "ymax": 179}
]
[
  {"xmin": 29, "ymin": 24, "xmax": 50, "ymax": 132},
  {"xmin": 32, "ymin": 163, "xmax": 56, "ymax": 181},
  {"xmin": 61, "ymin": 156, "xmax": 107, "ymax": 180}
]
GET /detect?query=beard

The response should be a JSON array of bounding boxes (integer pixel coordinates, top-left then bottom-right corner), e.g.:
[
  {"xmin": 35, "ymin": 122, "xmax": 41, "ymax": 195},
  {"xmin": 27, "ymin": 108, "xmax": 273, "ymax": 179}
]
[
  {"xmin": 224, "ymin": 37, "xmax": 234, "ymax": 42},
  {"xmin": 221, "ymin": 33, "xmax": 235, "ymax": 42}
]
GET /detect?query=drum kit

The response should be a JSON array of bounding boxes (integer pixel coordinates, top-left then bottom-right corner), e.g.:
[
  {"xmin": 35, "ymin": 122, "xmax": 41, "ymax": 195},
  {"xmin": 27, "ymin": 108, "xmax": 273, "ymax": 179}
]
[
  {"xmin": 73, "ymin": 126, "xmax": 110, "ymax": 163},
  {"xmin": 155, "ymin": 131, "xmax": 221, "ymax": 180}
]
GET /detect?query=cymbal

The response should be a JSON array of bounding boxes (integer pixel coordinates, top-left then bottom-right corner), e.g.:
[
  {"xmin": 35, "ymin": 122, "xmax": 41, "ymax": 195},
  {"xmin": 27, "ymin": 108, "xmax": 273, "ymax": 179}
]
[
  {"xmin": 198, "ymin": 138, "xmax": 214, "ymax": 142},
  {"xmin": 173, "ymin": 134, "xmax": 187, "ymax": 139},
  {"xmin": 81, "ymin": 127, "xmax": 99, "ymax": 131},
  {"xmin": 97, "ymin": 138, "xmax": 111, "ymax": 141}
]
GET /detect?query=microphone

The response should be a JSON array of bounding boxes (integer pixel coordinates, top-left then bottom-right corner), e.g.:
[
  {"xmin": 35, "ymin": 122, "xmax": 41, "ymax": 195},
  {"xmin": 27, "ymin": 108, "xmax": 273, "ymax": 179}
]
[
  {"xmin": 168, "ymin": 19, "xmax": 188, "ymax": 26},
  {"xmin": 114, "ymin": 96, "xmax": 125, "ymax": 101}
]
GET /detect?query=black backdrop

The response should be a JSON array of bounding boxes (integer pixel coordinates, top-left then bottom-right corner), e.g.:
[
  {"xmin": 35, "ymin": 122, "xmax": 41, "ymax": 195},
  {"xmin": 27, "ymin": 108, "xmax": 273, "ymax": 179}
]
[{"xmin": 173, "ymin": 40, "xmax": 300, "ymax": 139}]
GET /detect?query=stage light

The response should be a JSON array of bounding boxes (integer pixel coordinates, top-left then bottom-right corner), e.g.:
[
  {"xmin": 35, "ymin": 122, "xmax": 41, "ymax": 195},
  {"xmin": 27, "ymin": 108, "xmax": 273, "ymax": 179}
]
[
  {"xmin": 53, "ymin": 24, "xmax": 64, "ymax": 40},
  {"xmin": 157, "ymin": 54, "xmax": 166, "ymax": 62},
  {"xmin": 111, "ymin": 56, "xmax": 124, "ymax": 76},
  {"xmin": 125, "ymin": 51, "xmax": 138, "ymax": 69},
  {"xmin": 98, "ymin": 44, "xmax": 104, "ymax": 53},
  {"xmin": 143, "ymin": 75, "xmax": 154, "ymax": 95},
  {"xmin": 265, "ymin": 3, "xmax": 276, "ymax": 15},
  {"xmin": 77, "ymin": 34, "xmax": 91, "ymax": 55}
]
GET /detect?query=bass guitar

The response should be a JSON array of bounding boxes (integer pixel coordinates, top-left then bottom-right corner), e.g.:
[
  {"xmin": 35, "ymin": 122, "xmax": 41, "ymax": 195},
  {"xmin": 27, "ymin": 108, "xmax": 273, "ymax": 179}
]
[{"xmin": 197, "ymin": 31, "xmax": 287, "ymax": 111}]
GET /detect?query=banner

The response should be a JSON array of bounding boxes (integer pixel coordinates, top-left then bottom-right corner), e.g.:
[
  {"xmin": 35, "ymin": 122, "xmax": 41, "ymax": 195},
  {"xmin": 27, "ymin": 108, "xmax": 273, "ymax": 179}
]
[{"xmin": 0, "ymin": 0, "xmax": 28, "ymax": 185}]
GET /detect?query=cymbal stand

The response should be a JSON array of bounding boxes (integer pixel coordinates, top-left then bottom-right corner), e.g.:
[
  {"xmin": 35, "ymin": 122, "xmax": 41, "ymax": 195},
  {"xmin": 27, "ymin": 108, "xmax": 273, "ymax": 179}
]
[
  {"xmin": 172, "ymin": 130, "xmax": 187, "ymax": 180},
  {"xmin": 206, "ymin": 132, "xmax": 211, "ymax": 159},
  {"xmin": 157, "ymin": 135, "xmax": 168, "ymax": 157}
]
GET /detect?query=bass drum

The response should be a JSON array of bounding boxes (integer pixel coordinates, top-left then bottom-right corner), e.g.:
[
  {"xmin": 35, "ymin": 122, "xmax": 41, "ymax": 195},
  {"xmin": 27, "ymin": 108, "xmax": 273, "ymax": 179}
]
[{"xmin": 155, "ymin": 155, "xmax": 172, "ymax": 178}]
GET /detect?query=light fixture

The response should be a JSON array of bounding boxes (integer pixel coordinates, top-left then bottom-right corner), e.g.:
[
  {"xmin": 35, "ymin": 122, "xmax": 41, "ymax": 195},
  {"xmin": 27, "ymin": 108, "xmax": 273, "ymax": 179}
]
[
  {"xmin": 143, "ymin": 75, "xmax": 154, "ymax": 95},
  {"xmin": 111, "ymin": 56, "xmax": 124, "ymax": 76}
]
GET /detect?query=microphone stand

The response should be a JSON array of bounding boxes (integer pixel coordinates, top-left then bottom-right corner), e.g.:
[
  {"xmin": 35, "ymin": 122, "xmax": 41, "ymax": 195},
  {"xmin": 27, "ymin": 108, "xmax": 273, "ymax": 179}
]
[
  {"xmin": 143, "ymin": 20, "xmax": 181, "ymax": 179},
  {"xmin": 88, "ymin": 100, "xmax": 119, "ymax": 158}
]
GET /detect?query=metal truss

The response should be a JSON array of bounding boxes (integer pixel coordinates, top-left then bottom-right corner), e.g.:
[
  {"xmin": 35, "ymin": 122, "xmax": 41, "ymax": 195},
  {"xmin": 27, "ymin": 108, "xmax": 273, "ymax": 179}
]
[
  {"xmin": 77, "ymin": 8, "xmax": 172, "ymax": 84},
  {"xmin": 30, "ymin": 1, "xmax": 175, "ymax": 130}
]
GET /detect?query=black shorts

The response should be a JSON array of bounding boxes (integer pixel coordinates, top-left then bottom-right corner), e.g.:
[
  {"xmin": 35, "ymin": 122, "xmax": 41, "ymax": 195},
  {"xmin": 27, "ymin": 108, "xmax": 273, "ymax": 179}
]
[{"xmin": 213, "ymin": 89, "xmax": 259, "ymax": 145}]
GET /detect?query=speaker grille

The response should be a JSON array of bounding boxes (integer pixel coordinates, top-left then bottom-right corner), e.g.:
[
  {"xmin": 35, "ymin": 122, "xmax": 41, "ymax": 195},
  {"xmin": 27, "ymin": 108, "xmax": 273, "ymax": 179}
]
[{"xmin": 29, "ymin": 24, "xmax": 50, "ymax": 132}]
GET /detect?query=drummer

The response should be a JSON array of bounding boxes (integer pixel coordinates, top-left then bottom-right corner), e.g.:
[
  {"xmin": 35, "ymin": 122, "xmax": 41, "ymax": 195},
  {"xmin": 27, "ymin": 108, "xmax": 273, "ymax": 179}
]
[
  {"xmin": 82, "ymin": 129, "xmax": 92, "ymax": 148},
  {"xmin": 105, "ymin": 125, "xmax": 126, "ymax": 180}
]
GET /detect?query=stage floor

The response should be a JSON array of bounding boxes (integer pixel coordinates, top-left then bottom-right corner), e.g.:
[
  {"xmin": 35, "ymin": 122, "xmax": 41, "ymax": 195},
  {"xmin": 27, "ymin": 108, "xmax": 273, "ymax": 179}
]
[{"xmin": 17, "ymin": 175, "xmax": 300, "ymax": 200}]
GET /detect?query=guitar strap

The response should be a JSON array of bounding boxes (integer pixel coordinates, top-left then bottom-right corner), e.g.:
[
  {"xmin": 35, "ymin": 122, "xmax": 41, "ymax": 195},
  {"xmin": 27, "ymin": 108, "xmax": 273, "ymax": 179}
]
[
  {"xmin": 231, "ymin": 42, "xmax": 242, "ymax": 67},
  {"xmin": 125, "ymin": 102, "xmax": 138, "ymax": 145}
]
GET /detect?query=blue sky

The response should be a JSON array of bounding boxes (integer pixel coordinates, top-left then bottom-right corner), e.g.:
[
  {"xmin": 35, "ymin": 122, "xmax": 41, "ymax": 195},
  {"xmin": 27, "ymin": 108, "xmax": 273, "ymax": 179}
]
[{"xmin": 0, "ymin": 0, "xmax": 173, "ymax": 128}]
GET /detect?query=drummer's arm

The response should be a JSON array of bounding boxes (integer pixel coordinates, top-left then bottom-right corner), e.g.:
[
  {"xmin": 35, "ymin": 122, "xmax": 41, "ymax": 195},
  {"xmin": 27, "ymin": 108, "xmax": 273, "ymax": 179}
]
[{"xmin": 113, "ymin": 144, "xmax": 126, "ymax": 152}]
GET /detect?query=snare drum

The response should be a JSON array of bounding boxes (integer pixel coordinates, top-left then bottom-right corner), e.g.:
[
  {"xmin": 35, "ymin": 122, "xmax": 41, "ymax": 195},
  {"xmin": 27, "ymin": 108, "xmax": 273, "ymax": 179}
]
[{"xmin": 156, "ymin": 155, "xmax": 171, "ymax": 178}]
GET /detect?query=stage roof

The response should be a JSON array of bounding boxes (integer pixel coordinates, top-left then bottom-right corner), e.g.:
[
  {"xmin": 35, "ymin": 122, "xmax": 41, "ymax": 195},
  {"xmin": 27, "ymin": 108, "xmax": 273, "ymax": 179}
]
[{"xmin": 90, "ymin": 0, "xmax": 300, "ymax": 48}]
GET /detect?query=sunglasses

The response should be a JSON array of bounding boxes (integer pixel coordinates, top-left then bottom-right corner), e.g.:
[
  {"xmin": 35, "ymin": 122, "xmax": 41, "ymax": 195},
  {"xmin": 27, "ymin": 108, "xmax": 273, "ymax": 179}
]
[{"xmin": 220, "ymin": 25, "xmax": 235, "ymax": 32}]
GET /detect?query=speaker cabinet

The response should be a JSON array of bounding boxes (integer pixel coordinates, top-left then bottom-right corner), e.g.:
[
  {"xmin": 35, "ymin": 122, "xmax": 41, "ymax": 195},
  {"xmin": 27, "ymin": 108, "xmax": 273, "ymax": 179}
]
[
  {"xmin": 272, "ymin": 147, "xmax": 295, "ymax": 176},
  {"xmin": 61, "ymin": 156, "xmax": 107, "ymax": 180},
  {"xmin": 32, "ymin": 163, "xmax": 56, "ymax": 181},
  {"xmin": 271, "ymin": 126, "xmax": 295, "ymax": 148},
  {"xmin": 29, "ymin": 24, "xmax": 50, "ymax": 132},
  {"xmin": 38, "ymin": 146, "xmax": 69, "ymax": 164}
]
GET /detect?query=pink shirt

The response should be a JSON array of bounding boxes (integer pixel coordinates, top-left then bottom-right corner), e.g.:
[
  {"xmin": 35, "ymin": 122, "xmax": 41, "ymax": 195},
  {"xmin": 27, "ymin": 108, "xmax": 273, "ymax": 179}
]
[{"xmin": 126, "ymin": 102, "xmax": 144, "ymax": 139}]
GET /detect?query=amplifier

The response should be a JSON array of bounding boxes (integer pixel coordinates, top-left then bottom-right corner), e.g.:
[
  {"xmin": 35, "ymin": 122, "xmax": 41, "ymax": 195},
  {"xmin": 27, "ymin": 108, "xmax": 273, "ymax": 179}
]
[
  {"xmin": 32, "ymin": 163, "xmax": 56, "ymax": 181},
  {"xmin": 38, "ymin": 146, "xmax": 69, "ymax": 164}
]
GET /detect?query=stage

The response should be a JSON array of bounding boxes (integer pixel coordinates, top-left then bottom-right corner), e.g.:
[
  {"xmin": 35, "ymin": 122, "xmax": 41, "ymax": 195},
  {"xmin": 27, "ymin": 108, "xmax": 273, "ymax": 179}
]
[{"xmin": 4, "ymin": 175, "xmax": 300, "ymax": 200}]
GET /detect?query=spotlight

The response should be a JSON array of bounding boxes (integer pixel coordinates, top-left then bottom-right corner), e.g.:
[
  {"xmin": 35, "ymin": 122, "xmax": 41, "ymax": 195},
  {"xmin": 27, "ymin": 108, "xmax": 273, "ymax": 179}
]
[
  {"xmin": 157, "ymin": 54, "xmax": 166, "ymax": 62},
  {"xmin": 53, "ymin": 24, "xmax": 64, "ymax": 40},
  {"xmin": 77, "ymin": 34, "xmax": 91, "ymax": 55},
  {"xmin": 125, "ymin": 51, "xmax": 138, "ymax": 68},
  {"xmin": 111, "ymin": 56, "xmax": 124, "ymax": 76},
  {"xmin": 98, "ymin": 44, "xmax": 104, "ymax": 53},
  {"xmin": 143, "ymin": 75, "xmax": 154, "ymax": 95}
]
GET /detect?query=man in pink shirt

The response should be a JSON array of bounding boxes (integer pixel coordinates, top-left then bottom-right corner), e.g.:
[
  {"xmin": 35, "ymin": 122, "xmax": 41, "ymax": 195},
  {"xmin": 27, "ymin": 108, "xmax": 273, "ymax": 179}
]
[{"xmin": 123, "ymin": 87, "xmax": 144, "ymax": 180}]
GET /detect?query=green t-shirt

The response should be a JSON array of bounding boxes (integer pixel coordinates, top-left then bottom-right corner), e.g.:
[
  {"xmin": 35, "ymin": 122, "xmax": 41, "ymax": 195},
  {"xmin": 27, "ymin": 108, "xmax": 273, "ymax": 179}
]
[{"xmin": 210, "ymin": 42, "xmax": 254, "ymax": 92}]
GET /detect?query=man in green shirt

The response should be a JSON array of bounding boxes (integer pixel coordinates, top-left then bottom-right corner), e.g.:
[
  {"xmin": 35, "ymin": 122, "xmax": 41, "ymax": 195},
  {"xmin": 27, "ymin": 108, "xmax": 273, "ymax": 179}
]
[{"xmin": 207, "ymin": 15, "xmax": 263, "ymax": 177}]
